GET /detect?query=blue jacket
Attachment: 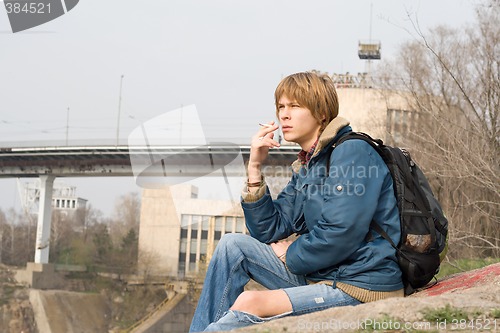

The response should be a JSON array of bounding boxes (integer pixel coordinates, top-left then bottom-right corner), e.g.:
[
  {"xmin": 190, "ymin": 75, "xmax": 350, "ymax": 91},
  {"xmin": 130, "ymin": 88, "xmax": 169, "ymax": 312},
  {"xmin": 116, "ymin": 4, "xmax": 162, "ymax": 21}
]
[{"xmin": 241, "ymin": 118, "xmax": 403, "ymax": 292}]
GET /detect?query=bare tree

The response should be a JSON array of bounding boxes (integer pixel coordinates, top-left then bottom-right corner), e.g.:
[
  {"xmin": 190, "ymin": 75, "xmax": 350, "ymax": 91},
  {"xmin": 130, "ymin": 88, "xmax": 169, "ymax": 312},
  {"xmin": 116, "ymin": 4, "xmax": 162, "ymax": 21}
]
[
  {"xmin": 0, "ymin": 208, "xmax": 36, "ymax": 265},
  {"xmin": 50, "ymin": 210, "xmax": 78, "ymax": 264},
  {"xmin": 137, "ymin": 249, "xmax": 161, "ymax": 283},
  {"xmin": 110, "ymin": 192, "xmax": 141, "ymax": 244},
  {"xmin": 80, "ymin": 204, "xmax": 104, "ymax": 242},
  {"xmin": 376, "ymin": 0, "xmax": 499, "ymax": 258}
]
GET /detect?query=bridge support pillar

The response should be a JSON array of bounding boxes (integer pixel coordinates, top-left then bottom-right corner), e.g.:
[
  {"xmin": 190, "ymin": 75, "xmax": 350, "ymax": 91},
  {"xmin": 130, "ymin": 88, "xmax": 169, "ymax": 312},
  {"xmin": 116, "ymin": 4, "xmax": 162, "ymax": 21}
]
[{"xmin": 34, "ymin": 175, "xmax": 55, "ymax": 264}]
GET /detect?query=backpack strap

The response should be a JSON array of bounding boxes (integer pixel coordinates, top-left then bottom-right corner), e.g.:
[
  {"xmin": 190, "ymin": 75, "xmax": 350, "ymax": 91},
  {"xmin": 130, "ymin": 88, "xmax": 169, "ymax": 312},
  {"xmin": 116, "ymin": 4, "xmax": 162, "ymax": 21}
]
[
  {"xmin": 326, "ymin": 132, "xmax": 401, "ymax": 245},
  {"xmin": 370, "ymin": 219, "xmax": 415, "ymax": 296},
  {"xmin": 369, "ymin": 220, "xmax": 397, "ymax": 248},
  {"xmin": 326, "ymin": 132, "xmax": 384, "ymax": 175},
  {"xmin": 326, "ymin": 131, "xmax": 433, "ymax": 236}
]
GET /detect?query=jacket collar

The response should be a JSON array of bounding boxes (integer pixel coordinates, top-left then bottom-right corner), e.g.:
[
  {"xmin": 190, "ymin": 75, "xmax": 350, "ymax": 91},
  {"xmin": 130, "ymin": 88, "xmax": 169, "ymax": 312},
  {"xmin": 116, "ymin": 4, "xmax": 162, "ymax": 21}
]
[{"xmin": 291, "ymin": 116, "xmax": 351, "ymax": 173}]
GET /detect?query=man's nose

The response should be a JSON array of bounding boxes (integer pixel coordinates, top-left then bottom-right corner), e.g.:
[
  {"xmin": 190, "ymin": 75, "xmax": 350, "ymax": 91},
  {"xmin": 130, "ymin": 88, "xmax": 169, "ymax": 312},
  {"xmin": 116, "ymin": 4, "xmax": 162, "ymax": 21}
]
[{"xmin": 279, "ymin": 107, "xmax": 290, "ymax": 120}]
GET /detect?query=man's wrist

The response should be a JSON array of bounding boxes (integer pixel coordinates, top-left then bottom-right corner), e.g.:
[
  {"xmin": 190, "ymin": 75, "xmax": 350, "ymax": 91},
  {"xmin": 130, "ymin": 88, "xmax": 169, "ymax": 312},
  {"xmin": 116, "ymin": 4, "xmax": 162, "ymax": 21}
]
[
  {"xmin": 247, "ymin": 161, "xmax": 262, "ymax": 183},
  {"xmin": 247, "ymin": 160, "xmax": 262, "ymax": 170},
  {"xmin": 246, "ymin": 175, "xmax": 264, "ymax": 187}
]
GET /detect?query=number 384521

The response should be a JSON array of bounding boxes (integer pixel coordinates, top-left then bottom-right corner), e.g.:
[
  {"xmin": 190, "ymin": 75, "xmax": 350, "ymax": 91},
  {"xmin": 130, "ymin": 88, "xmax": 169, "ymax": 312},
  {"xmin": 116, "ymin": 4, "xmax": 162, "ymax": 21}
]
[{"xmin": 5, "ymin": 2, "xmax": 52, "ymax": 14}]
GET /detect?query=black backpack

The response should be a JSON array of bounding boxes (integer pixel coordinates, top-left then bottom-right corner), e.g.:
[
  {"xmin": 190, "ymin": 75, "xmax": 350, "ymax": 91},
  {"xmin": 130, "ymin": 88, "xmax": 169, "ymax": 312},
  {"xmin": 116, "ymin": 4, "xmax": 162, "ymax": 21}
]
[{"xmin": 328, "ymin": 132, "xmax": 449, "ymax": 296}]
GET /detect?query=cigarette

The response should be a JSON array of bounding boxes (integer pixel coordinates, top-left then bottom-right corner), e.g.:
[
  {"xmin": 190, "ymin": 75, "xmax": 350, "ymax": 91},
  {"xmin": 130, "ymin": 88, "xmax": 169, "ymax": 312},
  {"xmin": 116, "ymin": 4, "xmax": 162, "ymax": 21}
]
[{"xmin": 259, "ymin": 123, "xmax": 273, "ymax": 128}]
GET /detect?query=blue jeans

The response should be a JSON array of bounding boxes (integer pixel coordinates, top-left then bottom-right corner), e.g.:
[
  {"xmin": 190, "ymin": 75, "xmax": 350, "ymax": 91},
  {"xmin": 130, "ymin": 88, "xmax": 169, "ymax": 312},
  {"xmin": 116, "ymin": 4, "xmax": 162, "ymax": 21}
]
[{"xmin": 189, "ymin": 233, "xmax": 361, "ymax": 332}]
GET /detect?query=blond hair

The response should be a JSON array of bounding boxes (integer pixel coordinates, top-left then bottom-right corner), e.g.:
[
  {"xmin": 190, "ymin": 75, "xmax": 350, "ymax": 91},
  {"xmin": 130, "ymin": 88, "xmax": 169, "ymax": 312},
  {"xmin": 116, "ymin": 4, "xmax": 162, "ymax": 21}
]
[{"xmin": 274, "ymin": 72, "xmax": 339, "ymax": 132}]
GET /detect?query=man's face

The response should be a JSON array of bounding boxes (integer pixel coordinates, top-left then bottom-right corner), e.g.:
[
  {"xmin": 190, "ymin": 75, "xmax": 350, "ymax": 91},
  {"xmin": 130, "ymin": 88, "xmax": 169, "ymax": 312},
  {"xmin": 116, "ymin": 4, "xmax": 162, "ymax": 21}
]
[{"xmin": 277, "ymin": 95, "xmax": 322, "ymax": 150}]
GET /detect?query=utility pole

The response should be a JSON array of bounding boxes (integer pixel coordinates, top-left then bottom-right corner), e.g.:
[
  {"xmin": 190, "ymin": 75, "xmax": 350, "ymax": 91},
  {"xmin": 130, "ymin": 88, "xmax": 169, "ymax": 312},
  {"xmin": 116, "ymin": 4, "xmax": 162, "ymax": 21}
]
[
  {"xmin": 65, "ymin": 107, "xmax": 69, "ymax": 146},
  {"xmin": 116, "ymin": 74, "xmax": 125, "ymax": 147},
  {"xmin": 367, "ymin": 3, "xmax": 374, "ymax": 76}
]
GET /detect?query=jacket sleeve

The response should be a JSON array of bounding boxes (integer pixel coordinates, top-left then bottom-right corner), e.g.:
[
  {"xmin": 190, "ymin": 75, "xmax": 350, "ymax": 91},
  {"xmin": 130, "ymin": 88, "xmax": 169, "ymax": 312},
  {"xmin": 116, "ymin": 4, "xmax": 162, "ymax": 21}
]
[
  {"xmin": 241, "ymin": 173, "xmax": 307, "ymax": 243},
  {"xmin": 285, "ymin": 140, "xmax": 389, "ymax": 275}
]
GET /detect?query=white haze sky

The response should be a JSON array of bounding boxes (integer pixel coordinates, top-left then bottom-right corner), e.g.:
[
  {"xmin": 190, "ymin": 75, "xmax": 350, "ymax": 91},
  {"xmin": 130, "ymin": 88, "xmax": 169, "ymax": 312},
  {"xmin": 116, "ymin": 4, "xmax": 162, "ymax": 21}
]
[{"xmin": 0, "ymin": 0, "xmax": 479, "ymax": 217}]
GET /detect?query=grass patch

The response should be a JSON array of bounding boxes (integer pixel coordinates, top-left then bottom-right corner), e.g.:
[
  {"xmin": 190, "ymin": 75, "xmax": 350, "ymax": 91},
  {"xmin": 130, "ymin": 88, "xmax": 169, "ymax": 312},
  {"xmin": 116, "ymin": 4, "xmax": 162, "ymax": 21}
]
[
  {"xmin": 422, "ymin": 304, "xmax": 470, "ymax": 323},
  {"xmin": 437, "ymin": 257, "xmax": 500, "ymax": 279},
  {"xmin": 422, "ymin": 306, "xmax": 500, "ymax": 331}
]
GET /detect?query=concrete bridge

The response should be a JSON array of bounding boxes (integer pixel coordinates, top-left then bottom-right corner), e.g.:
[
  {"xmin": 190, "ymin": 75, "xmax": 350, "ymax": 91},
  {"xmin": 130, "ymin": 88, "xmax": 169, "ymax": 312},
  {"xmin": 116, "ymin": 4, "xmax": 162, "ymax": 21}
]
[
  {"xmin": 0, "ymin": 143, "xmax": 300, "ymax": 266},
  {"xmin": 0, "ymin": 143, "xmax": 300, "ymax": 178}
]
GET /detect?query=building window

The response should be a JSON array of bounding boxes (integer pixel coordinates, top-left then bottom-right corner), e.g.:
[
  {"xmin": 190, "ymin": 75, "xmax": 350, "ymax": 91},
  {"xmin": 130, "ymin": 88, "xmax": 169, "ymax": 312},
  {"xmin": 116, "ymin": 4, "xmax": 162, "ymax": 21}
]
[
  {"xmin": 180, "ymin": 228, "xmax": 188, "ymax": 238},
  {"xmin": 181, "ymin": 215, "xmax": 190, "ymax": 228},
  {"xmin": 179, "ymin": 214, "xmax": 190, "ymax": 276},
  {"xmin": 191, "ymin": 230, "xmax": 198, "ymax": 239},
  {"xmin": 192, "ymin": 215, "xmax": 200, "ymax": 230},
  {"xmin": 202, "ymin": 216, "xmax": 210, "ymax": 231},
  {"xmin": 178, "ymin": 214, "xmax": 247, "ymax": 277},
  {"xmin": 225, "ymin": 217, "xmax": 234, "ymax": 234},
  {"xmin": 386, "ymin": 109, "xmax": 416, "ymax": 145},
  {"xmin": 201, "ymin": 230, "xmax": 208, "ymax": 239},
  {"xmin": 179, "ymin": 239, "xmax": 187, "ymax": 253},
  {"xmin": 190, "ymin": 239, "xmax": 197, "ymax": 254},
  {"xmin": 200, "ymin": 239, "xmax": 208, "ymax": 255},
  {"xmin": 215, "ymin": 217, "xmax": 223, "ymax": 231}
]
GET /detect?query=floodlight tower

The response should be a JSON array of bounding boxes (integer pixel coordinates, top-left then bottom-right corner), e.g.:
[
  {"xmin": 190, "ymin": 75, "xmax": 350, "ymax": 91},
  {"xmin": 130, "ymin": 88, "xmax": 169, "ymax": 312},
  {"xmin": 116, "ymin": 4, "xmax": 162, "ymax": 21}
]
[{"xmin": 358, "ymin": 3, "xmax": 381, "ymax": 85}]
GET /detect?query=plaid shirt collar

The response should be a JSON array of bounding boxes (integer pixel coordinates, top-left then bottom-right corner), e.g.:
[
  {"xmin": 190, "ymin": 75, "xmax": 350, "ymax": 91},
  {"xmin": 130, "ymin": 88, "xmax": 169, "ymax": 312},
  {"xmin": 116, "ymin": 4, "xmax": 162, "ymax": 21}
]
[{"xmin": 297, "ymin": 138, "xmax": 319, "ymax": 166}]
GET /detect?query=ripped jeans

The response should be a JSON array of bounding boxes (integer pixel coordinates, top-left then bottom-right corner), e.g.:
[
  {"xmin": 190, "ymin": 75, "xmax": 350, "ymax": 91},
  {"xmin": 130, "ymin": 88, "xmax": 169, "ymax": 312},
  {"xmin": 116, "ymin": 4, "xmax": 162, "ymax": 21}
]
[{"xmin": 189, "ymin": 233, "xmax": 361, "ymax": 332}]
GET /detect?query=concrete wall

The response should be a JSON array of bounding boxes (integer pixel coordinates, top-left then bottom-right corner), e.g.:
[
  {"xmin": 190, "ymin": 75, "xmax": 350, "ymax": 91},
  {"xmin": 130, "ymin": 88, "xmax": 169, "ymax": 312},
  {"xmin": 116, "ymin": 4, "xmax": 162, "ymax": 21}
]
[
  {"xmin": 15, "ymin": 263, "xmax": 66, "ymax": 290},
  {"xmin": 338, "ymin": 88, "xmax": 386, "ymax": 138},
  {"xmin": 29, "ymin": 289, "xmax": 110, "ymax": 333},
  {"xmin": 138, "ymin": 186, "xmax": 180, "ymax": 277},
  {"xmin": 337, "ymin": 88, "xmax": 412, "ymax": 141}
]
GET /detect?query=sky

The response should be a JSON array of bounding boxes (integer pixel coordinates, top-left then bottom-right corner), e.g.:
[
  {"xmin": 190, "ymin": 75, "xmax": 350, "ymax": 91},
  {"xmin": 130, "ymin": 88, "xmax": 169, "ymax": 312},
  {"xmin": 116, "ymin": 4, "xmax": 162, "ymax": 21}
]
[{"xmin": 0, "ymin": 0, "xmax": 479, "ymax": 217}]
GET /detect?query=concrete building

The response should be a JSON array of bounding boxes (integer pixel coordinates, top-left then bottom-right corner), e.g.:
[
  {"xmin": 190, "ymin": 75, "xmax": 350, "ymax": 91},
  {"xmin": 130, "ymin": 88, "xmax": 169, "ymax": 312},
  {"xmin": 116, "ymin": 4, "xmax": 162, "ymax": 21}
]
[
  {"xmin": 334, "ymin": 73, "xmax": 415, "ymax": 144},
  {"xmin": 52, "ymin": 184, "xmax": 88, "ymax": 212},
  {"xmin": 138, "ymin": 184, "xmax": 245, "ymax": 278},
  {"xmin": 19, "ymin": 180, "xmax": 87, "ymax": 215}
]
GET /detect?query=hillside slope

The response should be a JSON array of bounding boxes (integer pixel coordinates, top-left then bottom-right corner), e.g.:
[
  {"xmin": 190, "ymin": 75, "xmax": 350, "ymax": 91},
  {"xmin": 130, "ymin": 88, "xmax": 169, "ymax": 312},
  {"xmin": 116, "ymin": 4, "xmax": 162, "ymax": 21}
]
[{"xmin": 235, "ymin": 263, "xmax": 500, "ymax": 332}]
